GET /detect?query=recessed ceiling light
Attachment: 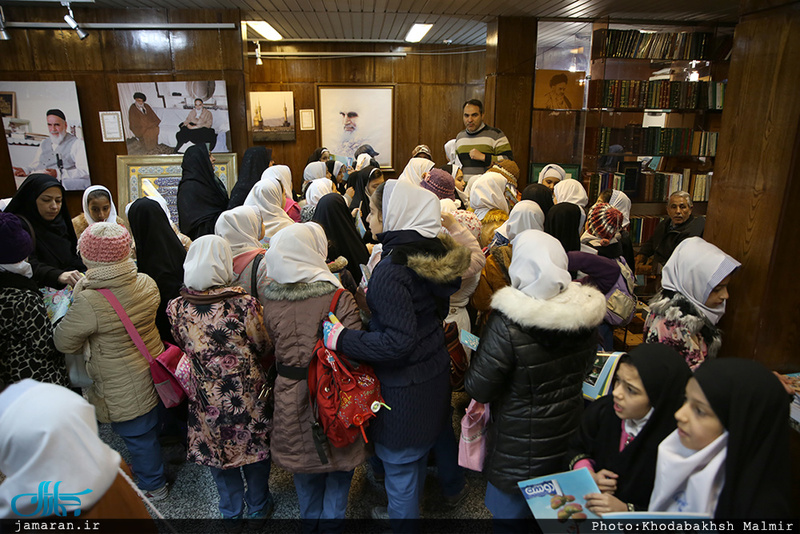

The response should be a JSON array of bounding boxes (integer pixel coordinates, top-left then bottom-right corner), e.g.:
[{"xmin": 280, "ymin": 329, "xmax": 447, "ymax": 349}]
[
  {"xmin": 405, "ymin": 23, "xmax": 432, "ymax": 43},
  {"xmin": 247, "ymin": 20, "xmax": 282, "ymax": 41}
]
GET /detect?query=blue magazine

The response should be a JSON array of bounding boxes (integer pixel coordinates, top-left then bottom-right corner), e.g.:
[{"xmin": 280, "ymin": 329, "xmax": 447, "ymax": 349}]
[{"xmin": 518, "ymin": 467, "xmax": 601, "ymax": 523}]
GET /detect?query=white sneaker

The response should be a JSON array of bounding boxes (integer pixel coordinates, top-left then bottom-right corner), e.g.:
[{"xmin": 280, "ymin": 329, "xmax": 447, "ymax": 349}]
[{"xmin": 143, "ymin": 484, "xmax": 169, "ymax": 502}]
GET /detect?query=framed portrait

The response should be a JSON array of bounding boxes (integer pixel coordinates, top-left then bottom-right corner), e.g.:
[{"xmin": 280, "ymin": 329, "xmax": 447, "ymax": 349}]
[
  {"xmin": 0, "ymin": 91, "xmax": 16, "ymax": 118},
  {"xmin": 117, "ymin": 81, "xmax": 230, "ymax": 156},
  {"xmin": 533, "ymin": 70, "xmax": 585, "ymax": 110},
  {"xmin": 317, "ymin": 85, "xmax": 394, "ymax": 170},
  {"xmin": 116, "ymin": 153, "xmax": 237, "ymax": 227},
  {"xmin": 1, "ymin": 81, "xmax": 91, "ymax": 191},
  {"xmin": 249, "ymin": 91, "xmax": 295, "ymax": 142}
]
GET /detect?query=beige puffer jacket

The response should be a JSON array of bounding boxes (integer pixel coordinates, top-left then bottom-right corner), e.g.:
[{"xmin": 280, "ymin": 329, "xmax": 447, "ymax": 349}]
[{"xmin": 54, "ymin": 269, "xmax": 162, "ymax": 423}]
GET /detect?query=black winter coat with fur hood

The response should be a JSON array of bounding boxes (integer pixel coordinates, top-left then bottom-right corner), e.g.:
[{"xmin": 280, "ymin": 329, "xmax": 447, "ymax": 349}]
[{"xmin": 465, "ymin": 282, "xmax": 606, "ymax": 493}]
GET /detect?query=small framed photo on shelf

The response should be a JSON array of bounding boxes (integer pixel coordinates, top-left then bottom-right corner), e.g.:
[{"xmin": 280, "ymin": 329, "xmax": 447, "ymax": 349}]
[{"xmin": 0, "ymin": 91, "xmax": 17, "ymax": 118}]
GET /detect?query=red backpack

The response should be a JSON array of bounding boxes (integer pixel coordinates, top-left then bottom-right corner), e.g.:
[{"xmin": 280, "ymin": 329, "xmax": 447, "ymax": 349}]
[{"xmin": 307, "ymin": 289, "xmax": 386, "ymax": 464}]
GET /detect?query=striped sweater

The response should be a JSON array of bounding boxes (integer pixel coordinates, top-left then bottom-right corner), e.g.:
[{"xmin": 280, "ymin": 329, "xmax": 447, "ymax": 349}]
[{"xmin": 455, "ymin": 123, "xmax": 513, "ymax": 181}]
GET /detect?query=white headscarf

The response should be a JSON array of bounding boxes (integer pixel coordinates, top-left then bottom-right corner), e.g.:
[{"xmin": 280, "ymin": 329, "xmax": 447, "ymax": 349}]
[
  {"xmin": 264, "ymin": 222, "xmax": 341, "ymax": 287},
  {"xmin": 243, "ymin": 178, "xmax": 294, "ymax": 238},
  {"xmin": 469, "ymin": 172, "xmax": 509, "ymax": 220},
  {"xmin": 355, "ymin": 153, "xmax": 372, "ymax": 171},
  {"xmin": 262, "ymin": 165, "xmax": 294, "ymax": 199},
  {"xmin": 382, "ymin": 179, "xmax": 442, "ymax": 239},
  {"xmin": 660, "ymin": 237, "xmax": 740, "ymax": 325},
  {"xmin": 214, "ymin": 206, "xmax": 262, "ymax": 257},
  {"xmin": 610, "ymin": 189, "xmax": 632, "ymax": 227},
  {"xmin": 0, "ymin": 380, "xmax": 121, "ymax": 518},
  {"xmin": 496, "ymin": 200, "xmax": 545, "ymax": 241},
  {"xmin": 303, "ymin": 161, "xmax": 328, "ymax": 182},
  {"xmin": 183, "ymin": 235, "xmax": 234, "ymax": 290},
  {"xmin": 538, "ymin": 163, "xmax": 566, "ymax": 185},
  {"xmin": 331, "ymin": 160, "xmax": 344, "ymax": 179},
  {"xmin": 0, "ymin": 261, "xmax": 33, "ymax": 278},
  {"xmin": 397, "ymin": 157, "xmax": 436, "ymax": 185},
  {"xmin": 305, "ymin": 179, "xmax": 335, "ymax": 208},
  {"xmin": 509, "ymin": 229, "xmax": 572, "ymax": 300},
  {"xmin": 82, "ymin": 185, "xmax": 118, "ymax": 225},
  {"xmin": 554, "ymin": 179, "xmax": 588, "ymax": 208},
  {"xmin": 649, "ymin": 430, "xmax": 728, "ymax": 515},
  {"xmin": 444, "ymin": 139, "xmax": 460, "ymax": 169}
]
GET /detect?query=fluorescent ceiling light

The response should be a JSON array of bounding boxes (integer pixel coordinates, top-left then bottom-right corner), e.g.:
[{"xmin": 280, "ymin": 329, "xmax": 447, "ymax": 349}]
[
  {"xmin": 405, "ymin": 23, "xmax": 432, "ymax": 43},
  {"xmin": 247, "ymin": 20, "xmax": 281, "ymax": 41}
]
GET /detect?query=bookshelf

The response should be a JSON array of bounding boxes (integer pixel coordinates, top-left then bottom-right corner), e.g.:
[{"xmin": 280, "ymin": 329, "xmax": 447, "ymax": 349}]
[{"xmin": 581, "ymin": 23, "xmax": 731, "ymax": 213}]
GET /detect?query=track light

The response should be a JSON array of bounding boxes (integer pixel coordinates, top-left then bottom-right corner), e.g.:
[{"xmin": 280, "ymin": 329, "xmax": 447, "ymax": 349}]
[
  {"xmin": 62, "ymin": 3, "xmax": 88, "ymax": 40},
  {"xmin": 255, "ymin": 41, "xmax": 263, "ymax": 65},
  {"xmin": 0, "ymin": 7, "xmax": 10, "ymax": 41}
]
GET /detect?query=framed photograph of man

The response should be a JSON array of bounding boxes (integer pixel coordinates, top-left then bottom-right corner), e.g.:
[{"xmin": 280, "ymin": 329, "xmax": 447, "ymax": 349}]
[
  {"xmin": 250, "ymin": 91, "xmax": 295, "ymax": 142},
  {"xmin": 117, "ymin": 81, "xmax": 231, "ymax": 156},
  {"xmin": 317, "ymin": 85, "xmax": 393, "ymax": 170},
  {"xmin": 1, "ymin": 81, "xmax": 91, "ymax": 191},
  {"xmin": 533, "ymin": 70, "xmax": 586, "ymax": 110},
  {"xmin": 116, "ymin": 153, "xmax": 237, "ymax": 227}
]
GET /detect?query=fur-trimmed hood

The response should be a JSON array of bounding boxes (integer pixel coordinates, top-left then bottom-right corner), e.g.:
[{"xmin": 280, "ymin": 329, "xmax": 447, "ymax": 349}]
[
  {"xmin": 490, "ymin": 282, "xmax": 606, "ymax": 331},
  {"xmin": 648, "ymin": 290, "xmax": 722, "ymax": 357},
  {"xmin": 260, "ymin": 279, "xmax": 338, "ymax": 301},
  {"xmin": 391, "ymin": 233, "xmax": 471, "ymax": 285}
]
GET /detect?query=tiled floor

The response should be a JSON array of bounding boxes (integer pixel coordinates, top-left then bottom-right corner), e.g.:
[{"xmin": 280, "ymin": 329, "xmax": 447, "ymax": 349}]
[{"xmin": 99, "ymin": 391, "xmax": 493, "ymax": 521}]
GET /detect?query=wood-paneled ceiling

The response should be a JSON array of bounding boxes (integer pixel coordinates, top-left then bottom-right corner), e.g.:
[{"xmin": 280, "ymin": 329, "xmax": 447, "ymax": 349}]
[{"xmin": 7, "ymin": 0, "xmax": 740, "ymax": 45}]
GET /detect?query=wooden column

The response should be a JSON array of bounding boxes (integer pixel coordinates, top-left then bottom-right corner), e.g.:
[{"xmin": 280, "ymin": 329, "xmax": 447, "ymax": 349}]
[
  {"xmin": 705, "ymin": 0, "xmax": 800, "ymax": 373},
  {"xmin": 484, "ymin": 17, "xmax": 536, "ymax": 187}
]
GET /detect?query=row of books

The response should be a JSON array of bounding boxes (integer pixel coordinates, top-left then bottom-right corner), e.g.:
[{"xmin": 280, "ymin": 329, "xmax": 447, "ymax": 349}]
[
  {"xmin": 592, "ymin": 126, "xmax": 719, "ymax": 157},
  {"xmin": 588, "ymin": 80, "xmax": 727, "ymax": 110},
  {"xmin": 629, "ymin": 216, "xmax": 662, "ymax": 246},
  {"xmin": 592, "ymin": 29, "xmax": 713, "ymax": 60},
  {"xmin": 586, "ymin": 170, "xmax": 713, "ymax": 204}
]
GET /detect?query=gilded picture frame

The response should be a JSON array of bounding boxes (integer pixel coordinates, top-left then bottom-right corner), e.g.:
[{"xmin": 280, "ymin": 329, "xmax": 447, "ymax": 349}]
[{"xmin": 116, "ymin": 153, "xmax": 237, "ymax": 227}]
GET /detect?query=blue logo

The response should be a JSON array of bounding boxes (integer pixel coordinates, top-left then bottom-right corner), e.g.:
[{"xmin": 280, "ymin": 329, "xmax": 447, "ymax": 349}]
[
  {"xmin": 523, "ymin": 480, "xmax": 560, "ymax": 498},
  {"xmin": 11, "ymin": 481, "xmax": 92, "ymax": 517}
]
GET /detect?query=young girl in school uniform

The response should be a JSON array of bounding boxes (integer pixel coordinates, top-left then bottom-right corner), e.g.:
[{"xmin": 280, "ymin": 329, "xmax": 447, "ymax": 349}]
[
  {"xmin": 648, "ymin": 358, "xmax": 791, "ymax": 518},
  {"xmin": 568, "ymin": 344, "xmax": 692, "ymax": 514}
]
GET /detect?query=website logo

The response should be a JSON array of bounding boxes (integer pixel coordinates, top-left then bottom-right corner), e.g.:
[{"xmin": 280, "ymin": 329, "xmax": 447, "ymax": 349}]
[{"xmin": 11, "ymin": 481, "xmax": 92, "ymax": 517}]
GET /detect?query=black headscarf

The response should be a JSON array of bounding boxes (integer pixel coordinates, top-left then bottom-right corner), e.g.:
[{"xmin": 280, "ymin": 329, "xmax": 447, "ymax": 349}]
[
  {"xmin": 5, "ymin": 174, "xmax": 84, "ymax": 285},
  {"xmin": 127, "ymin": 197, "xmax": 187, "ymax": 343},
  {"xmin": 567, "ymin": 344, "xmax": 691, "ymax": 509},
  {"xmin": 349, "ymin": 166, "xmax": 382, "ymax": 242},
  {"xmin": 694, "ymin": 358, "xmax": 791, "ymax": 518},
  {"xmin": 544, "ymin": 202, "xmax": 581, "ymax": 253},
  {"xmin": 228, "ymin": 147, "xmax": 272, "ymax": 209},
  {"xmin": 312, "ymin": 193, "xmax": 370, "ymax": 282},
  {"xmin": 522, "ymin": 183, "xmax": 555, "ymax": 217},
  {"xmin": 306, "ymin": 147, "xmax": 328, "ymax": 165},
  {"xmin": 177, "ymin": 144, "xmax": 229, "ymax": 240}
]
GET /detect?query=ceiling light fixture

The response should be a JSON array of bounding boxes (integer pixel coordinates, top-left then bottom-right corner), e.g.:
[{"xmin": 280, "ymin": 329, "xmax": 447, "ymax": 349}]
[
  {"xmin": 62, "ymin": 2, "xmax": 88, "ymax": 40},
  {"xmin": 405, "ymin": 23, "xmax": 432, "ymax": 43},
  {"xmin": 247, "ymin": 20, "xmax": 282, "ymax": 41},
  {"xmin": 0, "ymin": 7, "xmax": 10, "ymax": 41},
  {"xmin": 255, "ymin": 41, "xmax": 263, "ymax": 65}
]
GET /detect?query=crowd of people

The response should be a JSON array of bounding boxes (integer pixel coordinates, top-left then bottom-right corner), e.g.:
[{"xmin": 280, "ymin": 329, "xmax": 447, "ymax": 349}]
[{"xmin": 0, "ymin": 99, "xmax": 794, "ymax": 530}]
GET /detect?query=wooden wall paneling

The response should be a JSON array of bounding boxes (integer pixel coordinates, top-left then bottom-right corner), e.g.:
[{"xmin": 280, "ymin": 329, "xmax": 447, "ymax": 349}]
[
  {"xmin": 168, "ymin": 9, "xmax": 242, "ymax": 71},
  {"xmin": 100, "ymin": 30, "xmax": 173, "ymax": 72},
  {"xmin": 493, "ymin": 75, "xmax": 534, "ymax": 186},
  {"xmin": 386, "ymin": 46, "xmax": 420, "ymax": 84},
  {"xmin": 419, "ymin": 84, "xmax": 468, "ymax": 166},
  {"xmin": 0, "ymin": 31, "xmax": 35, "ymax": 71},
  {"xmin": 530, "ymin": 110, "xmax": 582, "ymax": 165},
  {"xmin": 483, "ymin": 75, "xmax": 497, "ymax": 124},
  {"xmin": 495, "ymin": 17, "xmax": 537, "ymax": 76},
  {"xmin": 420, "ymin": 46, "xmax": 465, "ymax": 83},
  {"xmin": 705, "ymin": 4, "xmax": 800, "ymax": 368},
  {"xmin": 485, "ymin": 19, "xmax": 499, "ymax": 78},
  {"xmin": 249, "ymin": 57, "xmax": 287, "ymax": 83},
  {"xmin": 465, "ymin": 83, "xmax": 485, "ymax": 103},
  {"xmin": 464, "ymin": 51, "xmax": 487, "ymax": 85},
  {"xmin": 393, "ymin": 83, "xmax": 421, "ymax": 174}
]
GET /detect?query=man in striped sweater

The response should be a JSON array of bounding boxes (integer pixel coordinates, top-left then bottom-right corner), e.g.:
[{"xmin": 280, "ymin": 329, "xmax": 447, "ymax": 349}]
[{"xmin": 455, "ymin": 99, "xmax": 514, "ymax": 184}]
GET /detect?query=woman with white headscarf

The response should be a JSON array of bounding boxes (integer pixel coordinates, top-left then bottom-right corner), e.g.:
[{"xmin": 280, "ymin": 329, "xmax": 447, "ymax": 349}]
[
  {"xmin": 469, "ymin": 171, "xmax": 510, "ymax": 247},
  {"xmin": 262, "ymin": 165, "xmax": 300, "ymax": 222},
  {"xmin": 299, "ymin": 178, "xmax": 336, "ymax": 223},
  {"xmin": 319, "ymin": 179, "xmax": 470, "ymax": 524},
  {"xmin": 0, "ymin": 380, "xmax": 151, "ymax": 519},
  {"xmin": 258, "ymin": 223, "xmax": 364, "ymax": 530},
  {"xmin": 644, "ymin": 237, "xmax": 740, "ymax": 370},
  {"xmin": 72, "ymin": 185, "xmax": 125, "ymax": 239},
  {"xmin": 538, "ymin": 163, "xmax": 566, "ymax": 190},
  {"xmin": 465, "ymin": 229, "xmax": 606, "ymax": 524},
  {"xmin": 244, "ymin": 177, "xmax": 294, "ymax": 242},
  {"xmin": 554, "ymin": 178, "xmax": 589, "ymax": 235},
  {"xmin": 397, "ymin": 157, "xmax": 436, "ymax": 185},
  {"xmin": 471, "ymin": 201, "xmax": 546, "ymax": 327},
  {"xmin": 167, "ymin": 235, "xmax": 273, "ymax": 523},
  {"xmin": 214, "ymin": 206, "xmax": 265, "ymax": 295}
]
